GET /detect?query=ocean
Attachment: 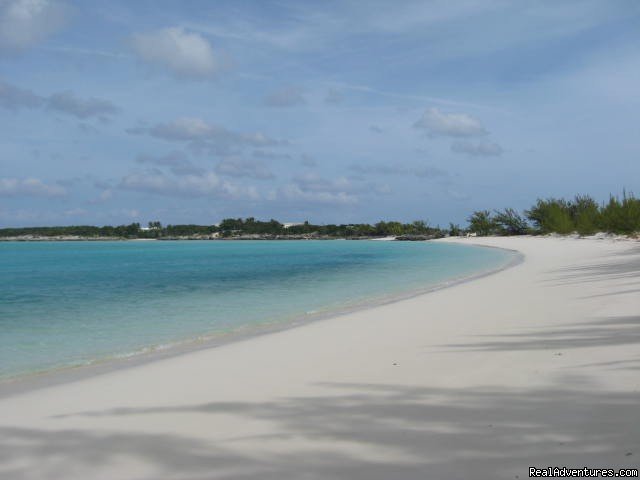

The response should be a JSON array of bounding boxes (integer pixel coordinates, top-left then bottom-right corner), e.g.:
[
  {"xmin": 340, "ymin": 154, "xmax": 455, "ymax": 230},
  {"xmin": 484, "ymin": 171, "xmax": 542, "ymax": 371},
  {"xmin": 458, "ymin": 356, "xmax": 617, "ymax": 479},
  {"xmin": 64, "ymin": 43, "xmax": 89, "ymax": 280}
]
[{"xmin": 0, "ymin": 240, "xmax": 516, "ymax": 380}]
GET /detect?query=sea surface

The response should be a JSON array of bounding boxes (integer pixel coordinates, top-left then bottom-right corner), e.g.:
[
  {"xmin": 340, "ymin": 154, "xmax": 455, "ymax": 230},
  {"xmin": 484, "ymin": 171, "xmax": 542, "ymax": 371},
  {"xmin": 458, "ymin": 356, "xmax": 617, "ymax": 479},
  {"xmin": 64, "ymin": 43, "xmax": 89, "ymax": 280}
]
[{"xmin": 0, "ymin": 240, "xmax": 516, "ymax": 380}]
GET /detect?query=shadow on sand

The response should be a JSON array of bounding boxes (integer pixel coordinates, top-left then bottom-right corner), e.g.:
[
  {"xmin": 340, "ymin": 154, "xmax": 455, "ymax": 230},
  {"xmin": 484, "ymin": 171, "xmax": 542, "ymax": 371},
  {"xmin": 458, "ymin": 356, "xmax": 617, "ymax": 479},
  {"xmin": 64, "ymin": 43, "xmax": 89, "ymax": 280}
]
[
  {"xmin": 444, "ymin": 315, "xmax": 640, "ymax": 353},
  {"xmin": 2, "ymin": 378, "xmax": 639, "ymax": 480}
]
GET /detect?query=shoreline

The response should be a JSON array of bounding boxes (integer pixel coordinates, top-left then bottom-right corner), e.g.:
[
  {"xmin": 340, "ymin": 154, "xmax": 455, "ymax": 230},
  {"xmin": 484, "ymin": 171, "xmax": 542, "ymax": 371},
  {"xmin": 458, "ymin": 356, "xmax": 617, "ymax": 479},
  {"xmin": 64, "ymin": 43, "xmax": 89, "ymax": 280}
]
[
  {"xmin": 1, "ymin": 236, "xmax": 638, "ymax": 479},
  {"xmin": 0, "ymin": 242, "xmax": 522, "ymax": 398},
  {"xmin": 1, "ymin": 232, "xmax": 635, "ymax": 242},
  {"xmin": 0, "ymin": 236, "xmax": 414, "ymax": 242}
]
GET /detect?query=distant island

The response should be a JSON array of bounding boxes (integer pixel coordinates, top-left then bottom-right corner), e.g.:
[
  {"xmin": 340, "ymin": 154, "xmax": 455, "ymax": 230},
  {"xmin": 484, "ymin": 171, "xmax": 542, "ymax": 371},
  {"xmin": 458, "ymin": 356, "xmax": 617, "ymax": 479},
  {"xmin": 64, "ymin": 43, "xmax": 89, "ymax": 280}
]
[
  {"xmin": 1, "ymin": 191, "xmax": 638, "ymax": 241},
  {"xmin": 0, "ymin": 218, "xmax": 443, "ymax": 241}
]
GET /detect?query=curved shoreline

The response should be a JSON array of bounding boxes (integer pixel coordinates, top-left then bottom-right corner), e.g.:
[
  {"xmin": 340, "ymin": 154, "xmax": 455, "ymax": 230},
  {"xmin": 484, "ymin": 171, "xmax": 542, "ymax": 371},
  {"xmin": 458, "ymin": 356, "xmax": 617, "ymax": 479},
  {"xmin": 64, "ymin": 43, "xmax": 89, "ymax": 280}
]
[
  {"xmin": 0, "ymin": 242, "xmax": 522, "ymax": 398},
  {"xmin": 1, "ymin": 236, "xmax": 639, "ymax": 479}
]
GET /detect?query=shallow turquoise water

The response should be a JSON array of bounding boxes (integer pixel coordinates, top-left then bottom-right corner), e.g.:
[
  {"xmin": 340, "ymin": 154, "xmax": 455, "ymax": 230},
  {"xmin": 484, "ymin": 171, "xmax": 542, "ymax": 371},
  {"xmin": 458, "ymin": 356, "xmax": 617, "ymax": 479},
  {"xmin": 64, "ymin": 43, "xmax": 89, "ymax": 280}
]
[{"xmin": 0, "ymin": 240, "xmax": 515, "ymax": 380}]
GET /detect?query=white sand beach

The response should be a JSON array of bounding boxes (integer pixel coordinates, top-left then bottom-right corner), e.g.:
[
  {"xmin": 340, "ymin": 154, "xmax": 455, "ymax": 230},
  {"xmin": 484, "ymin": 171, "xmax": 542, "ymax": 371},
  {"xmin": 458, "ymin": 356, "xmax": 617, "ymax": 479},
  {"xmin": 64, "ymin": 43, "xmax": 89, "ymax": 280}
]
[{"xmin": 1, "ymin": 236, "xmax": 639, "ymax": 480}]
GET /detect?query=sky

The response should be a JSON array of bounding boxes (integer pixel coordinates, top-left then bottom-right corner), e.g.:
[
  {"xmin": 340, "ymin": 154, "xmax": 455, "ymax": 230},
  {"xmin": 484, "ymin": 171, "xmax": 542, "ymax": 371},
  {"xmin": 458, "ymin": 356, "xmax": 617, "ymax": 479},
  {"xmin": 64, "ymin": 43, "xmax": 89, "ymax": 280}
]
[{"xmin": 1, "ymin": 0, "xmax": 639, "ymax": 227}]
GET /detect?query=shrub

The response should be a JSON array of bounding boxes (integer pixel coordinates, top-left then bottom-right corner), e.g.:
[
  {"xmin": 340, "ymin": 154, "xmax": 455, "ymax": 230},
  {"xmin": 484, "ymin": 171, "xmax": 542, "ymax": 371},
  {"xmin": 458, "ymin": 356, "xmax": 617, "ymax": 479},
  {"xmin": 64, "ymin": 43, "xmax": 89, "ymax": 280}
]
[
  {"xmin": 525, "ymin": 199, "xmax": 574, "ymax": 234},
  {"xmin": 600, "ymin": 192, "xmax": 640, "ymax": 234},
  {"xmin": 493, "ymin": 208, "xmax": 529, "ymax": 235},
  {"xmin": 467, "ymin": 210, "xmax": 498, "ymax": 236}
]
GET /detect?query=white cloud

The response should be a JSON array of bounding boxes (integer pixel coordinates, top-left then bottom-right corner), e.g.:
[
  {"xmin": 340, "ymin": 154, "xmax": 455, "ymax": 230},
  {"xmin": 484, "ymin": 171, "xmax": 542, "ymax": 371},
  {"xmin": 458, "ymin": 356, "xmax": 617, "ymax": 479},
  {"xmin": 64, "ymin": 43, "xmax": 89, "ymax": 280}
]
[
  {"xmin": 127, "ymin": 117, "xmax": 286, "ymax": 153},
  {"xmin": 46, "ymin": 91, "xmax": 119, "ymax": 119},
  {"xmin": 77, "ymin": 122, "xmax": 99, "ymax": 134},
  {"xmin": 276, "ymin": 172, "xmax": 360, "ymax": 206},
  {"xmin": 292, "ymin": 172, "xmax": 353, "ymax": 194},
  {"xmin": 253, "ymin": 149, "xmax": 292, "ymax": 161},
  {"xmin": 0, "ymin": 80, "xmax": 42, "ymax": 109},
  {"xmin": 0, "ymin": 0, "xmax": 68, "ymax": 53},
  {"xmin": 131, "ymin": 27, "xmax": 219, "ymax": 79},
  {"xmin": 187, "ymin": 1, "xmax": 624, "ymax": 66},
  {"xmin": 215, "ymin": 157, "xmax": 274, "ymax": 179},
  {"xmin": 324, "ymin": 88, "xmax": 344, "ymax": 104},
  {"xmin": 374, "ymin": 184, "xmax": 392, "ymax": 195},
  {"xmin": 278, "ymin": 184, "xmax": 358, "ymax": 206},
  {"xmin": 120, "ymin": 208, "xmax": 140, "ymax": 219},
  {"xmin": 87, "ymin": 188, "xmax": 113, "ymax": 205},
  {"xmin": 0, "ymin": 177, "xmax": 66, "ymax": 197},
  {"xmin": 136, "ymin": 151, "xmax": 204, "ymax": 175},
  {"xmin": 300, "ymin": 153, "xmax": 317, "ymax": 167},
  {"xmin": 63, "ymin": 207, "xmax": 87, "ymax": 217},
  {"xmin": 445, "ymin": 188, "xmax": 471, "ymax": 201},
  {"xmin": 451, "ymin": 140, "xmax": 503, "ymax": 156},
  {"xmin": 264, "ymin": 86, "xmax": 305, "ymax": 107},
  {"xmin": 271, "ymin": 172, "xmax": 396, "ymax": 207},
  {"xmin": 350, "ymin": 163, "xmax": 447, "ymax": 178},
  {"xmin": 0, "ymin": 80, "xmax": 119, "ymax": 119},
  {"xmin": 414, "ymin": 107, "xmax": 486, "ymax": 137},
  {"xmin": 119, "ymin": 169, "xmax": 258, "ymax": 200}
]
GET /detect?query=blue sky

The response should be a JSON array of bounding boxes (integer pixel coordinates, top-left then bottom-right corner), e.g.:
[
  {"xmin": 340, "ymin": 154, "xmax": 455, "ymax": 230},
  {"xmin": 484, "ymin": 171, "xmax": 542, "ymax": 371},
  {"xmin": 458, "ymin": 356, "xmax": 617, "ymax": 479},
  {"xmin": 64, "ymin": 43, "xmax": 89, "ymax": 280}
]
[{"xmin": 1, "ymin": 0, "xmax": 639, "ymax": 227}]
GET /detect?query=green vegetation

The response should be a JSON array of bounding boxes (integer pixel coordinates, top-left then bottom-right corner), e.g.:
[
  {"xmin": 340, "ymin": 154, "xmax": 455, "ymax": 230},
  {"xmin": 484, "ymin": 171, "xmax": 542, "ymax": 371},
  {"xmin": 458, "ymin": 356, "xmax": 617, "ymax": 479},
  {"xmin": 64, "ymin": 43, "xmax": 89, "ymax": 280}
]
[
  {"xmin": 216, "ymin": 218, "xmax": 441, "ymax": 238},
  {"xmin": 494, "ymin": 208, "xmax": 529, "ymax": 236},
  {"xmin": 1, "ymin": 191, "xmax": 638, "ymax": 240},
  {"xmin": 218, "ymin": 217, "xmax": 285, "ymax": 236},
  {"xmin": 448, "ymin": 223, "xmax": 462, "ymax": 237},
  {"xmin": 0, "ymin": 222, "xmax": 217, "ymax": 239},
  {"xmin": 467, "ymin": 210, "xmax": 496, "ymax": 236},
  {"xmin": 0, "ymin": 218, "xmax": 441, "ymax": 239},
  {"xmin": 0, "ymin": 224, "xmax": 143, "ymax": 238},
  {"xmin": 163, "ymin": 224, "xmax": 218, "ymax": 237},
  {"xmin": 467, "ymin": 191, "xmax": 640, "ymax": 236}
]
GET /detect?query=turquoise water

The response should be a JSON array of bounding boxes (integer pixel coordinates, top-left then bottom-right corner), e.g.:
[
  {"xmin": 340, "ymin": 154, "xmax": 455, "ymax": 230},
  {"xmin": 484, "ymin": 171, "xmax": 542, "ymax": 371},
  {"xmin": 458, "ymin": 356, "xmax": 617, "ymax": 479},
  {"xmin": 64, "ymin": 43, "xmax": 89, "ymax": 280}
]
[{"xmin": 0, "ymin": 240, "xmax": 515, "ymax": 380}]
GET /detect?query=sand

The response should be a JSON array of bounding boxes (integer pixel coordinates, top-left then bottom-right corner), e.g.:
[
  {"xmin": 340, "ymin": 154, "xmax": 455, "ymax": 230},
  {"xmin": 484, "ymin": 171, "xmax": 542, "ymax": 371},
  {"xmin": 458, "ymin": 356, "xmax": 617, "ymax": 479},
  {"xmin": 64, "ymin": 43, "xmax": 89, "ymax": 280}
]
[{"xmin": 0, "ymin": 236, "xmax": 638, "ymax": 480}]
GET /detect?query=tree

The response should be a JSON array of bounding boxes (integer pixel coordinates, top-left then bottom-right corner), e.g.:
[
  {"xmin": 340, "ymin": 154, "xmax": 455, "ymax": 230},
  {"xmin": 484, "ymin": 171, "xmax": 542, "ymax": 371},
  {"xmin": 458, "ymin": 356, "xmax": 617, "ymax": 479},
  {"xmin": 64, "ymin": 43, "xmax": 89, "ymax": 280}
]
[
  {"xmin": 374, "ymin": 221, "xmax": 404, "ymax": 236},
  {"xmin": 571, "ymin": 195, "xmax": 600, "ymax": 235},
  {"xmin": 493, "ymin": 208, "xmax": 529, "ymax": 235},
  {"xmin": 409, "ymin": 220, "xmax": 429, "ymax": 234},
  {"xmin": 467, "ymin": 210, "xmax": 497, "ymax": 236},
  {"xmin": 600, "ymin": 191, "xmax": 640, "ymax": 234},
  {"xmin": 525, "ymin": 198, "xmax": 574, "ymax": 234},
  {"xmin": 448, "ymin": 223, "xmax": 462, "ymax": 237}
]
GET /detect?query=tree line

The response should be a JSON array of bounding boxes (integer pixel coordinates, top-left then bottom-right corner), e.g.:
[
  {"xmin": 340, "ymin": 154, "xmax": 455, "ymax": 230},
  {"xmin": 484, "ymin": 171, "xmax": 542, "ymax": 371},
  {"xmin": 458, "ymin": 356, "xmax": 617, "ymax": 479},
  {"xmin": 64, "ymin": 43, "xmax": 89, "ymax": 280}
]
[
  {"xmin": 0, "ymin": 218, "xmax": 440, "ymax": 239},
  {"xmin": 212, "ymin": 218, "xmax": 442, "ymax": 237},
  {"xmin": 1, "ymin": 191, "xmax": 638, "ymax": 239},
  {"xmin": 466, "ymin": 191, "xmax": 640, "ymax": 236}
]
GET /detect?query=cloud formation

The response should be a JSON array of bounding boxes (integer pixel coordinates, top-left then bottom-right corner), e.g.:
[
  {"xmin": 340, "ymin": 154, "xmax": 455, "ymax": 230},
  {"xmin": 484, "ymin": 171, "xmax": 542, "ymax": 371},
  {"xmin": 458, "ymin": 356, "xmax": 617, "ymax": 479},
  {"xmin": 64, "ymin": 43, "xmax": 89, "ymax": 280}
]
[
  {"xmin": 252, "ymin": 150, "xmax": 292, "ymax": 161},
  {"xmin": 120, "ymin": 169, "xmax": 258, "ymax": 200},
  {"xmin": 87, "ymin": 188, "xmax": 113, "ymax": 205},
  {"xmin": 0, "ymin": 177, "xmax": 66, "ymax": 197},
  {"xmin": 414, "ymin": 107, "xmax": 486, "ymax": 137},
  {"xmin": 131, "ymin": 27, "xmax": 219, "ymax": 79},
  {"xmin": 47, "ymin": 91, "xmax": 120, "ymax": 119},
  {"xmin": 350, "ymin": 163, "xmax": 447, "ymax": 178},
  {"xmin": 275, "ymin": 172, "xmax": 386, "ymax": 206},
  {"xmin": 292, "ymin": 172, "xmax": 353, "ymax": 194},
  {"xmin": 299, "ymin": 154, "xmax": 317, "ymax": 167},
  {"xmin": 451, "ymin": 140, "xmax": 503, "ymax": 157},
  {"xmin": 324, "ymin": 88, "xmax": 344, "ymax": 104},
  {"xmin": 0, "ymin": 80, "xmax": 119, "ymax": 119},
  {"xmin": 278, "ymin": 183, "xmax": 358, "ymax": 206},
  {"xmin": 128, "ymin": 117, "xmax": 286, "ymax": 154},
  {"xmin": 0, "ymin": 0, "xmax": 68, "ymax": 53},
  {"xmin": 135, "ymin": 151, "xmax": 204, "ymax": 175},
  {"xmin": 215, "ymin": 157, "xmax": 274, "ymax": 179},
  {"xmin": 0, "ymin": 80, "xmax": 42, "ymax": 109},
  {"xmin": 264, "ymin": 86, "xmax": 305, "ymax": 107}
]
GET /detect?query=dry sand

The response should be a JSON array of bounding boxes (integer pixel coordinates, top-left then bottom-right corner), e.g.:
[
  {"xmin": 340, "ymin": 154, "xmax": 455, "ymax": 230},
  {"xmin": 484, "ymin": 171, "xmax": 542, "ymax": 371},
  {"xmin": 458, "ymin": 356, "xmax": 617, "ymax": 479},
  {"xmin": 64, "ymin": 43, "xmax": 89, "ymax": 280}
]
[{"xmin": 0, "ymin": 236, "xmax": 638, "ymax": 479}]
